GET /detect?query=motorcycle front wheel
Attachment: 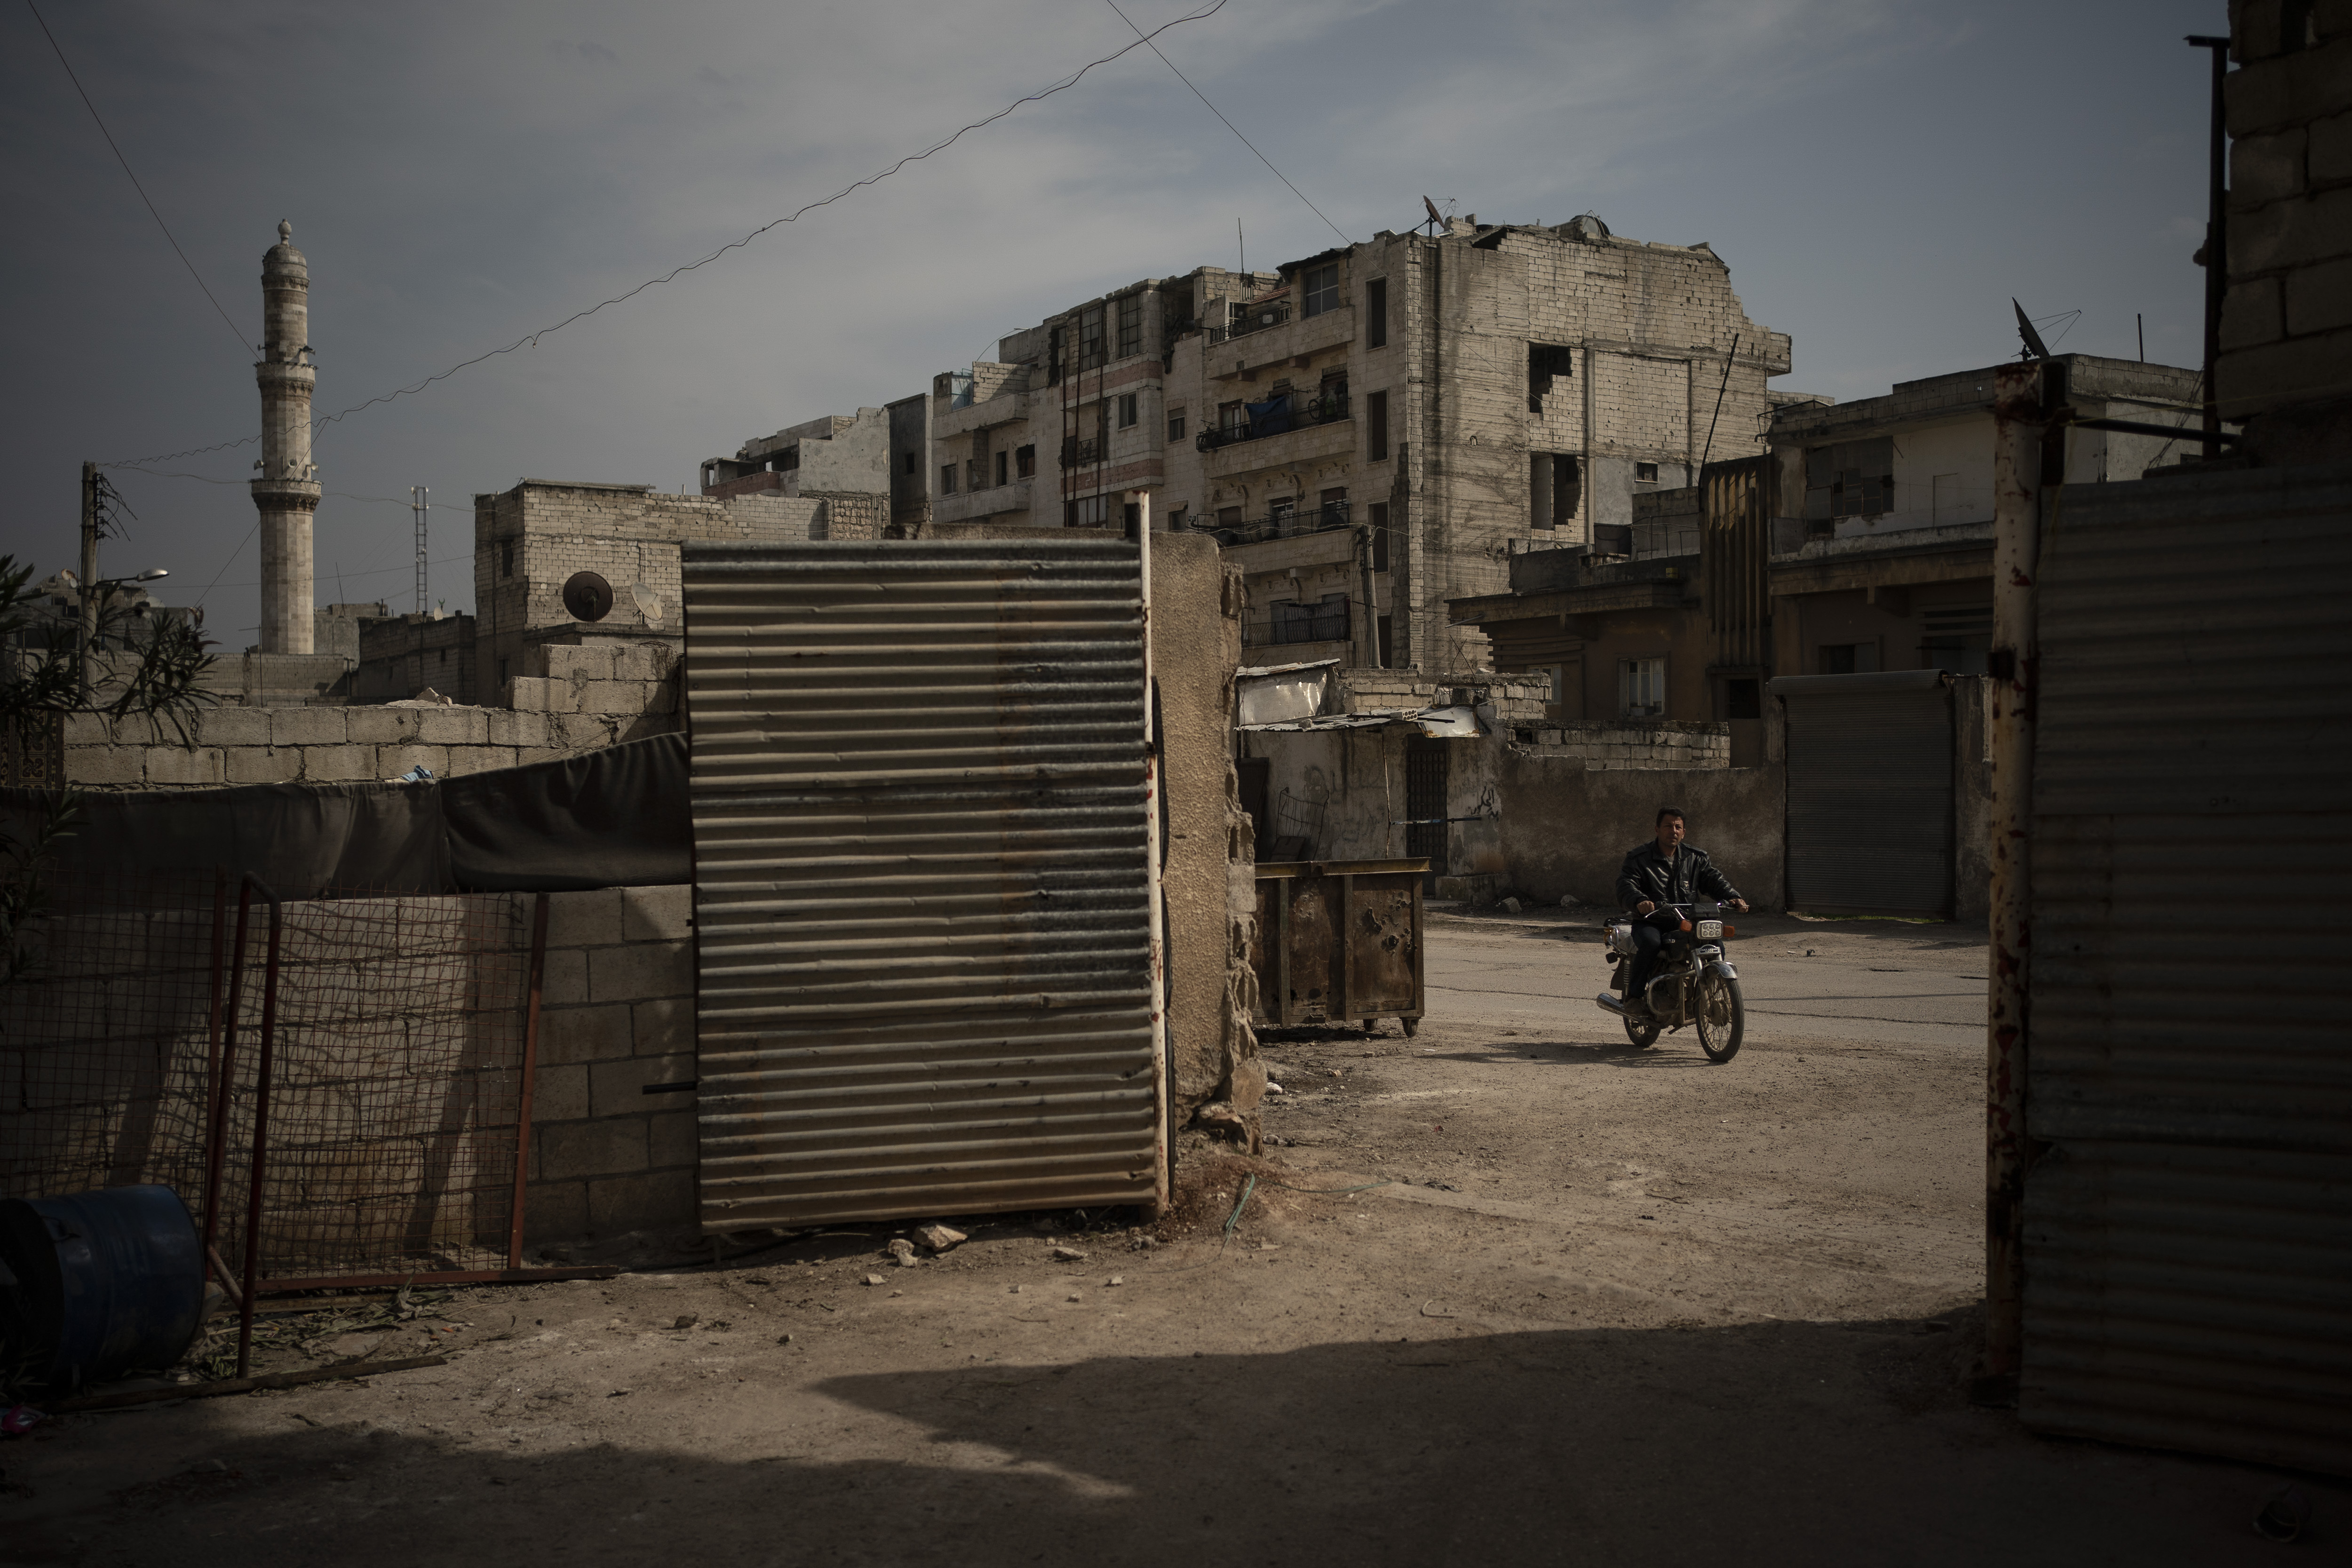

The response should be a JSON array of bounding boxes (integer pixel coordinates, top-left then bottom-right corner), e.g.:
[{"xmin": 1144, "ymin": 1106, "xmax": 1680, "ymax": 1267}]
[{"xmin": 1695, "ymin": 974, "xmax": 1744, "ymax": 1063}]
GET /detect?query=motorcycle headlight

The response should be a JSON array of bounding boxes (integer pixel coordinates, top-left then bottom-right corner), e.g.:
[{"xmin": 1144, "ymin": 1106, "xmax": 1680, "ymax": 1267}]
[{"xmin": 1695, "ymin": 919, "xmax": 1723, "ymax": 940}]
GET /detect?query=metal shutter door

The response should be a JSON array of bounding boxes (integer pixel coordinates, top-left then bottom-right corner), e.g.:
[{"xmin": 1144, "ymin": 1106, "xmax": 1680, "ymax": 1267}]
[
  {"xmin": 1774, "ymin": 670, "xmax": 1953, "ymax": 917},
  {"xmin": 679, "ymin": 538, "xmax": 1164, "ymax": 1230},
  {"xmin": 2021, "ymin": 462, "xmax": 2352, "ymax": 1475}
]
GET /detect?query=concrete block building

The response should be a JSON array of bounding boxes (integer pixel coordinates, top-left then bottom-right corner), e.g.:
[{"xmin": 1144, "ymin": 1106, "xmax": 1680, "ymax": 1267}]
[{"xmin": 696, "ymin": 407, "xmax": 895, "ymax": 540}]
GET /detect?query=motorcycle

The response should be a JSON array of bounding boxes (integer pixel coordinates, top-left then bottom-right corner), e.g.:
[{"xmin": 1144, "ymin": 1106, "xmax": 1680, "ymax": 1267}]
[{"xmin": 1595, "ymin": 901, "xmax": 1745, "ymax": 1063}]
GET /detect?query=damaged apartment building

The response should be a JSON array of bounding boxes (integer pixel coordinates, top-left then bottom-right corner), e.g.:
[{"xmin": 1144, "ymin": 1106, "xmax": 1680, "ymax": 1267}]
[{"xmin": 921, "ymin": 212, "xmax": 1790, "ymax": 679}]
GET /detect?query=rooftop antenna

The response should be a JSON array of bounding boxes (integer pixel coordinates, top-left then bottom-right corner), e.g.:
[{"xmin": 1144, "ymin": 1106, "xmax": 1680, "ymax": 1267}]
[
  {"xmin": 411, "ymin": 486, "xmax": 430, "ymax": 613},
  {"xmin": 1237, "ymin": 216, "xmax": 1244, "ymax": 281},
  {"xmin": 2012, "ymin": 298, "xmax": 2052, "ymax": 362}
]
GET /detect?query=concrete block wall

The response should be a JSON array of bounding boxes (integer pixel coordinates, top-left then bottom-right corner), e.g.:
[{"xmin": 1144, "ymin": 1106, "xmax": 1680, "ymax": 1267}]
[
  {"xmin": 2219, "ymin": 2, "xmax": 2352, "ymax": 430},
  {"xmin": 1515, "ymin": 718, "xmax": 1732, "ymax": 772},
  {"xmin": 502, "ymin": 636, "xmax": 684, "ymax": 751},
  {"xmin": 524, "ymin": 884, "xmax": 699, "ymax": 1243},
  {"xmin": 60, "ymin": 704, "xmax": 578, "ymax": 790}
]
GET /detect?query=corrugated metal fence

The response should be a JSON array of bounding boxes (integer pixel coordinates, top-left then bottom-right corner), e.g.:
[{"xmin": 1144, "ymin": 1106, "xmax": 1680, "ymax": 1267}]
[
  {"xmin": 678, "ymin": 539, "xmax": 1165, "ymax": 1230},
  {"xmin": 2022, "ymin": 459, "xmax": 2352, "ymax": 1474}
]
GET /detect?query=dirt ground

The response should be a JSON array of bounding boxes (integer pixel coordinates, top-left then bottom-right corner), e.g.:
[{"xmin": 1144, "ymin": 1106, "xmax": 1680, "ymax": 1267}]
[{"xmin": 5, "ymin": 911, "xmax": 2342, "ymax": 1565}]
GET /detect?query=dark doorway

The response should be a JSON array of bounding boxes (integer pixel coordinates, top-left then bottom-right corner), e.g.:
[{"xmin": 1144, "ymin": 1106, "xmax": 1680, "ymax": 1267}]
[
  {"xmin": 1236, "ymin": 756, "xmax": 1270, "ymax": 856},
  {"xmin": 1405, "ymin": 738, "xmax": 1450, "ymax": 891}
]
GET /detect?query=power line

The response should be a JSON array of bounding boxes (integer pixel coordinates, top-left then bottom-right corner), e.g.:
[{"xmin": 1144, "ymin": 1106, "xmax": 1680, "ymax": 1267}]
[
  {"xmin": 24, "ymin": 0, "xmax": 250, "ymax": 358},
  {"xmin": 109, "ymin": 465, "xmax": 447, "ymax": 507},
  {"xmin": 102, "ymin": 0, "xmax": 1236, "ymax": 470},
  {"xmin": 1102, "ymin": 0, "xmax": 1351, "ymax": 247}
]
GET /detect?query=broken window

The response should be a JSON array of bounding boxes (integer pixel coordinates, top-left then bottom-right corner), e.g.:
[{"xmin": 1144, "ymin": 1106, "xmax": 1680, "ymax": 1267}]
[
  {"xmin": 1303, "ymin": 263, "xmax": 1339, "ymax": 318},
  {"xmin": 1635, "ymin": 462, "xmax": 1659, "ymax": 484},
  {"xmin": 939, "ymin": 463, "xmax": 957, "ymax": 495},
  {"xmin": 1116, "ymin": 293, "xmax": 1143, "ymax": 358},
  {"xmin": 1079, "ymin": 306, "xmax": 1107, "ymax": 372},
  {"xmin": 1118, "ymin": 393, "xmax": 1138, "ymax": 429},
  {"xmin": 1015, "ymin": 444, "xmax": 1035, "ymax": 478},
  {"xmin": 1556, "ymin": 454, "xmax": 1582, "ymax": 522},
  {"xmin": 1804, "ymin": 437, "xmax": 1896, "ymax": 521},
  {"xmin": 1366, "ymin": 391, "xmax": 1389, "ymax": 462},
  {"xmin": 1619, "ymin": 657, "xmax": 1666, "ymax": 718},
  {"xmin": 1366, "ymin": 279, "xmax": 1388, "ymax": 348},
  {"xmin": 1528, "ymin": 344, "xmax": 1575, "ymax": 413}
]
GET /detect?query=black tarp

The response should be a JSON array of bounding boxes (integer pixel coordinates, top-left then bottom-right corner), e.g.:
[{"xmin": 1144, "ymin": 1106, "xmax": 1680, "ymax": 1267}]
[{"xmin": 0, "ymin": 732, "xmax": 690, "ymax": 897}]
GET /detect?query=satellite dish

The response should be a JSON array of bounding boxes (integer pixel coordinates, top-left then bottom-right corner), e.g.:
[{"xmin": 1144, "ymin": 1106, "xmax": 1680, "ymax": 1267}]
[
  {"xmin": 2012, "ymin": 298, "xmax": 2052, "ymax": 362},
  {"xmin": 562, "ymin": 571, "xmax": 613, "ymax": 622}
]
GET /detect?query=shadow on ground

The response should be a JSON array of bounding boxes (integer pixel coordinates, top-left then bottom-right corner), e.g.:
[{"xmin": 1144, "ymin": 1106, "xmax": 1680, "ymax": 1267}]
[{"xmin": 12, "ymin": 1309, "xmax": 2340, "ymax": 1568}]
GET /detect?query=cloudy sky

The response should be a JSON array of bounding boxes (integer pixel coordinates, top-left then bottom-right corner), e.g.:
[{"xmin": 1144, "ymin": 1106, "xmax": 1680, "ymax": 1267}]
[{"xmin": 2, "ymin": 0, "xmax": 2224, "ymax": 644}]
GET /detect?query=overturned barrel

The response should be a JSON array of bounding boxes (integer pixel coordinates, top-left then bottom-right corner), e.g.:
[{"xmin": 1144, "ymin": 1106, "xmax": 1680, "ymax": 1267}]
[{"xmin": 0, "ymin": 1185, "xmax": 205, "ymax": 1394}]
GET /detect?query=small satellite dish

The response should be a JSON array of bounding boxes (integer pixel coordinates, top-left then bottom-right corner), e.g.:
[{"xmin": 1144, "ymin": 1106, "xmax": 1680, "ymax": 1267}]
[
  {"xmin": 562, "ymin": 571, "xmax": 613, "ymax": 622},
  {"xmin": 2012, "ymin": 299, "xmax": 2052, "ymax": 362},
  {"xmin": 1422, "ymin": 195, "xmax": 1445, "ymax": 230}
]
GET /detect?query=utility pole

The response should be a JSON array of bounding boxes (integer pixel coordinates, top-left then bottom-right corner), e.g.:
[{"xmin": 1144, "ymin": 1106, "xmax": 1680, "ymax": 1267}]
[
  {"xmin": 78, "ymin": 461, "xmax": 99, "ymax": 705},
  {"xmin": 411, "ymin": 486, "xmax": 430, "ymax": 614}
]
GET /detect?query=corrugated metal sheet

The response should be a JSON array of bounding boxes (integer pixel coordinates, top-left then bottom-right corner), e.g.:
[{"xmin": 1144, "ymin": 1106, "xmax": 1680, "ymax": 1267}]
[
  {"xmin": 678, "ymin": 538, "xmax": 1163, "ymax": 1230},
  {"xmin": 1772, "ymin": 671, "xmax": 1953, "ymax": 917},
  {"xmin": 2021, "ymin": 460, "xmax": 2352, "ymax": 1475}
]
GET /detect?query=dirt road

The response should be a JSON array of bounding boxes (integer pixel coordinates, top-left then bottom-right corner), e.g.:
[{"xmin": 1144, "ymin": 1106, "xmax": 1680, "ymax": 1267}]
[{"xmin": 7, "ymin": 913, "xmax": 2340, "ymax": 1565}]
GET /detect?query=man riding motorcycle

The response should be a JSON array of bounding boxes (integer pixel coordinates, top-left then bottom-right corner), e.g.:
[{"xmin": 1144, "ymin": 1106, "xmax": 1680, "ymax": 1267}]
[{"xmin": 1604, "ymin": 805, "xmax": 1748, "ymax": 1019}]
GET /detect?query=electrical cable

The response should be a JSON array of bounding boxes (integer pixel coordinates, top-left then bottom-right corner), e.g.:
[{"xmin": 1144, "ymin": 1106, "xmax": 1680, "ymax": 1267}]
[
  {"xmin": 101, "ymin": 0, "xmax": 1237, "ymax": 469},
  {"xmin": 1102, "ymin": 0, "xmax": 1351, "ymax": 247},
  {"xmin": 24, "ymin": 0, "xmax": 251, "ymax": 358}
]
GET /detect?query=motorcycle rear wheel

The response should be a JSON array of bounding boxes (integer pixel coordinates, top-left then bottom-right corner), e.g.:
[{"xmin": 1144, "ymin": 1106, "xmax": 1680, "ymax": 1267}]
[{"xmin": 1696, "ymin": 974, "xmax": 1744, "ymax": 1063}]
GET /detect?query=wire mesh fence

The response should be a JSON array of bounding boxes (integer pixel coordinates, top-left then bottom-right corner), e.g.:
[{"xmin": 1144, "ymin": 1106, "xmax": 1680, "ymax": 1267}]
[{"xmin": 0, "ymin": 871, "xmax": 549, "ymax": 1290}]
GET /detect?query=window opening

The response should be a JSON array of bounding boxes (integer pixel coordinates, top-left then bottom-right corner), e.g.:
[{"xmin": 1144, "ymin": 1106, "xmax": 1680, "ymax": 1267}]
[
  {"xmin": 1804, "ymin": 437, "xmax": 1896, "ymax": 521},
  {"xmin": 1818, "ymin": 642, "xmax": 1880, "ymax": 675},
  {"xmin": 1366, "ymin": 390, "xmax": 1389, "ymax": 462},
  {"xmin": 1302, "ymin": 263, "xmax": 1339, "ymax": 318},
  {"xmin": 1167, "ymin": 412, "xmax": 1187, "ymax": 442},
  {"xmin": 1079, "ymin": 306, "xmax": 1107, "ymax": 371},
  {"xmin": 1369, "ymin": 502, "xmax": 1391, "ymax": 572},
  {"xmin": 1635, "ymin": 462, "xmax": 1660, "ymax": 484},
  {"xmin": 1066, "ymin": 495, "xmax": 1110, "ymax": 528},
  {"xmin": 1619, "ymin": 657, "xmax": 1666, "ymax": 718},
  {"xmin": 1366, "ymin": 279, "xmax": 1388, "ymax": 348},
  {"xmin": 1528, "ymin": 344, "xmax": 1574, "ymax": 412},
  {"xmin": 995, "ymin": 450, "xmax": 1009, "ymax": 486},
  {"xmin": 1118, "ymin": 393, "xmax": 1138, "ymax": 428},
  {"xmin": 1116, "ymin": 293, "xmax": 1143, "ymax": 358},
  {"xmin": 940, "ymin": 463, "xmax": 958, "ymax": 494},
  {"xmin": 1015, "ymin": 444, "xmax": 1036, "ymax": 478}
]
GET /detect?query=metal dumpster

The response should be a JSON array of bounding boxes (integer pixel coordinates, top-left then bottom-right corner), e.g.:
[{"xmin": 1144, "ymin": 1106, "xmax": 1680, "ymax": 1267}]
[{"xmin": 1249, "ymin": 859, "xmax": 1429, "ymax": 1034}]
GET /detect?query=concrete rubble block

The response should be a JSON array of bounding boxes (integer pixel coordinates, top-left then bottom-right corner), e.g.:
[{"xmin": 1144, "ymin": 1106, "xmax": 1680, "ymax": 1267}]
[
  {"xmin": 224, "ymin": 747, "xmax": 302, "ymax": 785},
  {"xmin": 590, "ymin": 940, "xmax": 693, "ymax": 1004},
  {"xmin": 520, "ymin": 1179, "xmax": 589, "ymax": 1246},
  {"xmin": 299, "ymin": 744, "xmax": 376, "ymax": 782},
  {"xmin": 631, "ymin": 996, "xmax": 694, "ymax": 1056},
  {"xmin": 486, "ymin": 709, "xmax": 549, "ymax": 748},
  {"xmin": 543, "ymin": 645, "xmax": 616, "ymax": 682},
  {"xmin": 541, "ymin": 1118, "xmax": 649, "ymax": 1181},
  {"xmin": 196, "ymin": 707, "xmax": 273, "ymax": 747},
  {"xmin": 647, "ymin": 1108, "xmax": 698, "ymax": 1169},
  {"xmin": 916, "ymin": 1224, "xmax": 967, "ymax": 1254},
  {"xmin": 586, "ymin": 1168, "xmax": 693, "ymax": 1233},
  {"xmin": 620, "ymin": 884, "xmax": 694, "ymax": 942},
  {"xmin": 142, "ymin": 746, "xmax": 225, "ymax": 787},
  {"xmin": 270, "ymin": 707, "xmax": 348, "ymax": 746},
  {"xmin": 609, "ymin": 643, "xmax": 674, "ymax": 682},
  {"xmin": 554, "ymin": 713, "xmax": 614, "ymax": 752},
  {"xmin": 541, "ymin": 948, "xmax": 590, "ymax": 1006},
  {"xmin": 375, "ymin": 743, "xmax": 451, "ymax": 780},
  {"xmin": 532, "ymin": 1063, "xmax": 591, "ymax": 1122},
  {"xmin": 577, "ymin": 681, "xmax": 642, "ymax": 714},
  {"xmin": 538, "ymin": 1002, "xmax": 635, "ymax": 1067},
  {"xmin": 444, "ymin": 745, "xmax": 520, "ymax": 775},
  {"xmin": 507, "ymin": 677, "xmax": 576, "ymax": 714},
  {"xmin": 591, "ymin": 1053, "xmax": 698, "ymax": 1119},
  {"xmin": 545, "ymin": 888, "xmax": 624, "ymax": 948},
  {"xmin": 345, "ymin": 707, "xmax": 423, "ymax": 745},
  {"xmin": 416, "ymin": 707, "xmax": 490, "ymax": 746}
]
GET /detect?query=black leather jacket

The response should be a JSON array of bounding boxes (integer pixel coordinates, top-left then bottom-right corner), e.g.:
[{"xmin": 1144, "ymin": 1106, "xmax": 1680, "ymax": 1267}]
[{"xmin": 1614, "ymin": 841, "xmax": 1741, "ymax": 912}]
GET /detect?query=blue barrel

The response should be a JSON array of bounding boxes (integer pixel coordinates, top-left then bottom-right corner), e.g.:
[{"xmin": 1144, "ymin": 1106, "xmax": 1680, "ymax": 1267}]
[{"xmin": 0, "ymin": 1185, "xmax": 205, "ymax": 1393}]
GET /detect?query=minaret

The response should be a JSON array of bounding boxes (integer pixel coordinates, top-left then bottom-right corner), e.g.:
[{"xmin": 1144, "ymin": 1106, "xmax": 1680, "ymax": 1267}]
[{"xmin": 252, "ymin": 219, "xmax": 319, "ymax": 653}]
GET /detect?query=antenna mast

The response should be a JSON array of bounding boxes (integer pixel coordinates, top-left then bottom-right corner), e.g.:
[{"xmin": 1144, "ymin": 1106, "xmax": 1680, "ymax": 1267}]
[{"xmin": 411, "ymin": 486, "xmax": 429, "ymax": 613}]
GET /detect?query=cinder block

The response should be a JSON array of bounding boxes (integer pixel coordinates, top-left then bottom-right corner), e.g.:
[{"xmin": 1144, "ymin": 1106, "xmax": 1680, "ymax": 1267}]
[
  {"xmin": 590, "ymin": 940, "xmax": 693, "ymax": 1003},
  {"xmin": 197, "ymin": 707, "xmax": 272, "ymax": 747},
  {"xmin": 545, "ymin": 645, "xmax": 616, "ymax": 682},
  {"xmin": 532, "ymin": 1063, "xmax": 591, "ymax": 1122},
  {"xmin": 641, "ymin": 679, "xmax": 677, "ymax": 715},
  {"xmin": 2218, "ymin": 325, "xmax": 2352, "ymax": 414},
  {"xmin": 520, "ymin": 1179, "xmax": 589, "ymax": 1247},
  {"xmin": 512, "ymin": 747, "xmax": 569, "ymax": 766},
  {"xmin": 554, "ymin": 713, "xmax": 614, "ymax": 752},
  {"xmin": 346, "ymin": 707, "xmax": 422, "ymax": 744},
  {"xmin": 65, "ymin": 746, "xmax": 144, "ymax": 786},
  {"xmin": 2222, "ymin": 277, "xmax": 2285, "ymax": 350},
  {"xmin": 591, "ymin": 1054, "xmax": 697, "ymax": 1118},
  {"xmin": 225, "ymin": 747, "xmax": 301, "ymax": 785},
  {"xmin": 270, "ymin": 707, "xmax": 347, "ymax": 746},
  {"xmin": 2232, "ymin": 183, "xmax": 2352, "ymax": 275},
  {"xmin": 620, "ymin": 884, "xmax": 694, "ymax": 942},
  {"xmin": 585, "ymin": 1168, "xmax": 693, "ymax": 1234},
  {"xmin": 610, "ymin": 643, "xmax": 674, "ymax": 682},
  {"xmin": 2314, "ymin": 109, "xmax": 2352, "ymax": 184},
  {"xmin": 507, "ymin": 677, "xmax": 576, "ymax": 714},
  {"xmin": 632, "ymin": 996, "xmax": 695, "ymax": 1055},
  {"xmin": 376, "ymin": 743, "xmax": 451, "ymax": 779},
  {"xmin": 62, "ymin": 712, "xmax": 112, "ymax": 747},
  {"xmin": 2285, "ymin": 255, "xmax": 2352, "ymax": 334},
  {"xmin": 578, "ymin": 681, "xmax": 641, "ymax": 714},
  {"xmin": 538, "ymin": 1002, "xmax": 636, "ymax": 1066},
  {"xmin": 445, "ymin": 746, "xmax": 519, "ymax": 775},
  {"xmin": 540, "ymin": 1118, "xmax": 648, "ymax": 1181},
  {"xmin": 417, "ymin": 707, "xmax": 489, "ymax": 745},
  {"xmin": 546, "ymin": 888, "xmax": 624, "ymax": 948},
  {"xmin": 542, "ymin": 948, "xmax": 590, "ymax": 1006},
  {"xmin": 301, "ymin": 744, "xmax": 375, "ymax": 782},
  {"xmin": 486, "ymin": 710, "xmax": 549, "ymax": 748},
  {"xmin": 143, "ymin": 746, "xmax": 224, "ymax": 786},
  {"xmin": 648, "ymin": 1109, "xmax": 698, "ymax": 1170}
]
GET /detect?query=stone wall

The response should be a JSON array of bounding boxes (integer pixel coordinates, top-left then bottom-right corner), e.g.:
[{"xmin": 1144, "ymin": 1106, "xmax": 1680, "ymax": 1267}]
[
  {"xmin": 1515, "ymin": 719, "xmax": 1731, "ymax": 772},
  {"xmin": 61, "ymin": 704, "xmax": 573, "ymax": 790},
  {"xmin": 1495, "ymin": 753, "xmax": 1787, "ymax": 909},
  {"xmin": 524, "ymin": 884, "xmax": 699, "ymax": 1244}
]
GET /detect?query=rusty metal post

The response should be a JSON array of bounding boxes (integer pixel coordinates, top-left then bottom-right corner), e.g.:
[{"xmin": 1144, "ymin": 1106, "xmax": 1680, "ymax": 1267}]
[
  {"xmin": 235, "ymin": 879, "xmax": 284, "ymax": 1380},
  {"xmin": 200, "ymin": 879, "xmax": 254, "ymax": 1272},
  {"xmin": 1984, "ymin": 364, "xmax": 2044, "ymax": 1388},
  {"xmin": 508, "ymin": 892, "xmax": 550, "ymax": 1268}
]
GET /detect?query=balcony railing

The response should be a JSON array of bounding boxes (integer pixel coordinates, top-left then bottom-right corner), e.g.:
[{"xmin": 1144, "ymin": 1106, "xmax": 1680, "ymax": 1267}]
[
  {"xmin": 1205, "ymin": 299, "xmax": 1291, "ymax": 345},
  {"xmin": 1059, "ymin": 436, "xmax": 1103, "ymax": 467},
  {"xmin": 1197, "ymin": 390, "xmax": 1350, "ymax": 454},
  {"xmin": 1190, "ymin": 500, "xmax": 1352, "ymax": 548}
]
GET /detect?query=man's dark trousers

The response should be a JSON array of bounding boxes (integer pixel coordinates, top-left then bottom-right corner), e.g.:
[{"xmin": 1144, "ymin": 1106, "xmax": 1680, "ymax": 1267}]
[{"xmin": 1623, "ymin": 907, "xmax": 1682, "ymax": 1010}]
